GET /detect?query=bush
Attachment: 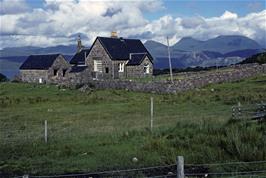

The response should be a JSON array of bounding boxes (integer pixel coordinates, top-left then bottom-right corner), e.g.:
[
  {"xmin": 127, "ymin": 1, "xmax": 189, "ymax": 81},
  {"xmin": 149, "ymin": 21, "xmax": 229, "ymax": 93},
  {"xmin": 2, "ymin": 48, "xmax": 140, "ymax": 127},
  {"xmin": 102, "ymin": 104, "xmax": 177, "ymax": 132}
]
[{"xmin": 0, "ymin": 73, "xmax": 8, "ymax": 82}]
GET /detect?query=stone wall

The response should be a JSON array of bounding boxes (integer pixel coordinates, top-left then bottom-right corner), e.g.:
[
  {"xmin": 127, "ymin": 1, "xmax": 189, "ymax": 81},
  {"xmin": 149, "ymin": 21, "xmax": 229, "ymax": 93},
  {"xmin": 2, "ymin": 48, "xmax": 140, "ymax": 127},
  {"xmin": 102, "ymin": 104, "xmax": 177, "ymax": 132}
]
[
  {"xmin": 20, "ymin": 70, "xmax": 48, "ymax": 83},
  {"xmin": 86, "ymin": 39, "xmax": 115, "ymax": 79},
  {"xmin": 126, "ymin": 56, "xmax": 153, "ymax": 78},
  {"xmin": 86, "ymin": 63, "xmax": 266, "ymax": 94},
  {"xmin": 20, "ymin": 55, "xmax": 71, "ymax": 84},
  {"xmin": 62, "ymin": 68, "xmax": 91, "ymax": 85}
]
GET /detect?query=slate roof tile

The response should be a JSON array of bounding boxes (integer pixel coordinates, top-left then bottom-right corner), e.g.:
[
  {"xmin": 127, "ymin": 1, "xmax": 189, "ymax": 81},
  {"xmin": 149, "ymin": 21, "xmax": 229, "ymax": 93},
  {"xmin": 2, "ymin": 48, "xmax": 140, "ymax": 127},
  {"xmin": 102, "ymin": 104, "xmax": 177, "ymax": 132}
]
[{"xmin": 20, "ymin": 54, "xmax": 62, "ymax": 70}]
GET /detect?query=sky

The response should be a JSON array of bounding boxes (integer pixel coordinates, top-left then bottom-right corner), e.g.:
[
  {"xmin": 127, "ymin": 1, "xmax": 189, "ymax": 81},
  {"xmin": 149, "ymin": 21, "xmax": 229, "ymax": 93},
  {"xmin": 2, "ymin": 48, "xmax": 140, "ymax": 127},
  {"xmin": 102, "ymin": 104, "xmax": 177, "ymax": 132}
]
[{"xmin": 0, "ymin": 0, "xmax": 266, "ymax": 49}]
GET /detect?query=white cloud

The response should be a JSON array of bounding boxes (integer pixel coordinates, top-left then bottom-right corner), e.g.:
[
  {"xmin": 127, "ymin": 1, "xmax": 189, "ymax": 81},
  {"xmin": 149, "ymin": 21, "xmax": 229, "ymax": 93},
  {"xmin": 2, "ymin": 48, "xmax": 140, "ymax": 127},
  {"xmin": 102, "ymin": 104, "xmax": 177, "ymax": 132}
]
[
  {"xmin": 0, "ymin": 0, "xmax": 29, "ymax": 14},
  {"xmin": 220, "ymin": 11, "xmax": 238, "ymax": 19},
  {"xmin": 143, "ymin": 10, "xmax": 266, "ymax": 46},
  {"xmin": 0, "ymin": 0, "xmax": 265, "ymax": 48}
]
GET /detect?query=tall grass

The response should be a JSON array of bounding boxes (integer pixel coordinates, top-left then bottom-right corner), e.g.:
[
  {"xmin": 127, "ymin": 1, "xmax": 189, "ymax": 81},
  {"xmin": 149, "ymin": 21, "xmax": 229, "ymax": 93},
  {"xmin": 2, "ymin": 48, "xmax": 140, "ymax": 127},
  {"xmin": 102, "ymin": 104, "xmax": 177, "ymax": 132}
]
[{"xmin": 0, "ymin": 75, "xmax": 266, "ymax": 176}]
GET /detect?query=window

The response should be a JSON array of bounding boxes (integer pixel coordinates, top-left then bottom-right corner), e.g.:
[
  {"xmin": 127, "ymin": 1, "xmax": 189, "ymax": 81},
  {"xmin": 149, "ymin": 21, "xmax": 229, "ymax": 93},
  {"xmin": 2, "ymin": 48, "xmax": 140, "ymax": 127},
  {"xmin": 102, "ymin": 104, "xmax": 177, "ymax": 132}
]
[
  {"xmin": 94, "ymin": 60, "xmax": 102, "ymax": 72},
  {"xmin": 63, "ymin": 69, "xmax": 67, "ymax": 77},
  {"xmin": 53, "ymin": 69, "xmax": 58, "ymax": 76},
  {"xmin": 118, "ymin": 63, "xmax": 124, "ymax": 72},
  {"xmin": 105, "ymin": 67, "xmax": 109, "ymax": 73},
  {"xmin": 144, "ymin": 64, "xmax": 150, "ymax": 74}
]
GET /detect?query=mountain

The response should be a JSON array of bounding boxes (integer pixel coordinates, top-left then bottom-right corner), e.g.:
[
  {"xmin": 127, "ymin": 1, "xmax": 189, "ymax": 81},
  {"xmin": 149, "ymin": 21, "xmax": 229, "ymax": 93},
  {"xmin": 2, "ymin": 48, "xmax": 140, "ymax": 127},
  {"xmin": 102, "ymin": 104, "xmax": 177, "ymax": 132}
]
[
  {"xmin": 0, "ymin": 35, "xmax": 264, "ymax": 78},
  {"xmin": 144, "ymin": 40, "xmax": 168, "ymax": 57},
  {"xmin": 144, "ymin": 35, "xmax": 263, "ymax": 69},
  {"xmin": 240, "ymin": 52, "xmax": 266, "ymax": 65},
  {"xmin": 172, "ymin": 37, "xmax": 204, "ymax": 52},
  {"xmin": 223, "ymin": 49, "xmax": 263, "ymax": 58},
  {"xmin": 172, "ymin": 35, "xmax": 261, "ymax": 54},
  {"xmin": 0, "ymin": 45, "xmax": 77, "ymax": 57}
]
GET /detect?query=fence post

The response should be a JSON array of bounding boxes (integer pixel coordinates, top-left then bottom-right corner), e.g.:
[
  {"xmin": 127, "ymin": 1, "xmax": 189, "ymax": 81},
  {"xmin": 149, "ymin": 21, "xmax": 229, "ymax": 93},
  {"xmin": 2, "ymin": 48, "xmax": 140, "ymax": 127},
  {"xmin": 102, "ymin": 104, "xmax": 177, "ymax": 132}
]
[
  {"xmin": 44, "ymin": 120, "xmax": 47, "ymax": 143},
  {"xmin": 150, "ymin": 97, "xmax": 154, "ymax": 132},
  {"xmin": 177, "ymin": 156, "xmax": 184, "ymax": 178},
  {"xmin": 237, "ymin": 102, "xmax": 241, "ymax": 119}
]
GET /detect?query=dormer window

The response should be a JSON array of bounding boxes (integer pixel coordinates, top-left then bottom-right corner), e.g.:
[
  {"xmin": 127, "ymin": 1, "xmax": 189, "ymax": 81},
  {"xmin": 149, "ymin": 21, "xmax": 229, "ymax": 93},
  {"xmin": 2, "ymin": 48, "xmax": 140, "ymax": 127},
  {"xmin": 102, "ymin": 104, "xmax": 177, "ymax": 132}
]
[{"xmin": 118, "ymin": 63, "xmax": 124, "ymax": 72}]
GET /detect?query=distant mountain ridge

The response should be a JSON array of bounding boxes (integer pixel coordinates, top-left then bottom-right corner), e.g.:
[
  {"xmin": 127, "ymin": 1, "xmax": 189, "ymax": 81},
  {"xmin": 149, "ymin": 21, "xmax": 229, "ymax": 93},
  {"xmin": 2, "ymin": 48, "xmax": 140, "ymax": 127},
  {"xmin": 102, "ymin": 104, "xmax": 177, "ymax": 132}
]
[
  {"xmin": 144, "ymin": 35, "xmax": 263, "ymax": 69},
  {"xmin": 0, "ymin": 35, "xmax": 264, "ymax": 78},
  {"xmin": 0, "ymin": 45, "xmax": 77, "ymax": 57}
]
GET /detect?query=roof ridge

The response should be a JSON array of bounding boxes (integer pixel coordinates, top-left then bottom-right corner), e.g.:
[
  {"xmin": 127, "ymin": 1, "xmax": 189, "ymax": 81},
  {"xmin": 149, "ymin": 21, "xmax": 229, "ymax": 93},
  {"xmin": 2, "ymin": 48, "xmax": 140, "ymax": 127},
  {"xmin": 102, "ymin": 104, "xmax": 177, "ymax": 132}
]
[{"xmin": 30, "ymin": 53, "xmax": 61, "ymax": 56}]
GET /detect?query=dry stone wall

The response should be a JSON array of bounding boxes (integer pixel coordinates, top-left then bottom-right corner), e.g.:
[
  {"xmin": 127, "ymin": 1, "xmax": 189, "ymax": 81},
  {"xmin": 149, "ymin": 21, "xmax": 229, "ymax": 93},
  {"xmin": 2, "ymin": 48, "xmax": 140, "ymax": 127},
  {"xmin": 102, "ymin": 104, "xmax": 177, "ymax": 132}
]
[{"xmin": 86, "ymin": 63, "xmax": 266, "ymax": 94}]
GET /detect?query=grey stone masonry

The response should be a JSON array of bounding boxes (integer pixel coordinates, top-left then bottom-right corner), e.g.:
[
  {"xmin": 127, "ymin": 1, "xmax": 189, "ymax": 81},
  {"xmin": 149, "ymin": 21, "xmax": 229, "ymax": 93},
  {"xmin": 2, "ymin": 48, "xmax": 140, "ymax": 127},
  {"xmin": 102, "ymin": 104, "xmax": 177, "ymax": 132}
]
[
  {"xmin": 20, "ymin": 55, "xmax": 70, "ymax": 84},
  {"xmin": 126, "ymin": 56, "xmax": 153, "ymax": 78},
  {"xmin": 83, "ymin": 63, "xmax": 266, "ymax": 94}
]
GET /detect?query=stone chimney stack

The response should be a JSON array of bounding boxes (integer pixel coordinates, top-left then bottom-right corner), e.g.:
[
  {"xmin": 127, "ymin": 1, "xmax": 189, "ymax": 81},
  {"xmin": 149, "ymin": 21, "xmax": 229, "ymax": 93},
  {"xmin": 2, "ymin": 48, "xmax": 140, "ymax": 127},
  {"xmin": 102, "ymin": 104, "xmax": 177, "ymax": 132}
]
[
  {"xmin": 111, "ymin": 31, "xmax": 118, "ymax": 38},
  {"xmin": 77, "ymin": 35, "xmax": 83, "ymax": 52}
]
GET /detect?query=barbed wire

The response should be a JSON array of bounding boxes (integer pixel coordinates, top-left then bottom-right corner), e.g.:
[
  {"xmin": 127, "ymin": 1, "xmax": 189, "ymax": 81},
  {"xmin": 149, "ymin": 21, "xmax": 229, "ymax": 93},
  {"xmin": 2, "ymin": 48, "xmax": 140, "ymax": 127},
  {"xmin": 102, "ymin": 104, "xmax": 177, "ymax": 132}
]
[
  {"xmin": 185, "ymin": 170, "xmax": 266, "ymax": 176},
  {"xmin": 29, "ymin": 164, "xmax": 176, "ymax": 178},
  {"xmin": 185, "ymin": 160, "xmax": 266, "ymax": 167}
]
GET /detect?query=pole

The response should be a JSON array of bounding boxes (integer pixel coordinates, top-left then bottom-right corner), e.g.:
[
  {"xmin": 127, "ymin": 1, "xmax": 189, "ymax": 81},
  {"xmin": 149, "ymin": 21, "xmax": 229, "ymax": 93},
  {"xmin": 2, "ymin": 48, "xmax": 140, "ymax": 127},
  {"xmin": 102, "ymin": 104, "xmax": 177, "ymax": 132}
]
[
  {"xmin": 150, "ymin": 97, "xmax": 154, "ymax": 132},
  {"xmin": 44, "ymin": 120, "xmax": 47, "ymax": 143},
  {"xmin": 177, "ymin": 156, "xmax": 184, "ymax": 178},
  {"xmin": 167, "ymin": 36, "xmax": 173, "ymax": 83}
]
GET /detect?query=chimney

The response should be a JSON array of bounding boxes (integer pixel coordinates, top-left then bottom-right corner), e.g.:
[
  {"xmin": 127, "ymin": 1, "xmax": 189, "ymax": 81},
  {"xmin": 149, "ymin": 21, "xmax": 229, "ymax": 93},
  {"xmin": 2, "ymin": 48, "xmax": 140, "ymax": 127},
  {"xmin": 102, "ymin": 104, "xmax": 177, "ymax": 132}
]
[
  {"xmin": 77, "ymin": 35, "xmax": 83, "ymax": 53},
  {"xmin": 111, "ymin": 31, "xmax": 118, "ymax": 38}
]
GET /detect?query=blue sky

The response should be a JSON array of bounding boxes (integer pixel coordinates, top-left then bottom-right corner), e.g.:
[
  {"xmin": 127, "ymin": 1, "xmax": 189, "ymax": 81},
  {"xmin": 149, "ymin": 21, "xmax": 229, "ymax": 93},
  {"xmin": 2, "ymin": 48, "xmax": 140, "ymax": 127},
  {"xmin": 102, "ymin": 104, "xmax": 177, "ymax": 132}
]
[
  {"xmin": 0, "ymin": 0, "xmax": 265, "ymax": 48},
  {"xmin": 162, "ymin": 0, "xmax": 265, "ymax": 17},
  {"xmin": 24, "ymin": 0, "xmax": 266, "ymax": 18}
]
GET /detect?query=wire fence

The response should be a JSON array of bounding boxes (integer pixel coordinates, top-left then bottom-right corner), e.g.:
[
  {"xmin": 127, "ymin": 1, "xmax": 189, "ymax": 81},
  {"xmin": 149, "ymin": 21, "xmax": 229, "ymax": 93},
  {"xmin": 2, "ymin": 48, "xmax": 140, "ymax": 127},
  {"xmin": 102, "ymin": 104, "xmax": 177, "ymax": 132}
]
[
  {"xmin": 1, "ymin": 98, "xmax": 266, "ymax": 177},
  {"xmin": 11, "ymin": 161, "xmax": 266, "ymax": 178}
]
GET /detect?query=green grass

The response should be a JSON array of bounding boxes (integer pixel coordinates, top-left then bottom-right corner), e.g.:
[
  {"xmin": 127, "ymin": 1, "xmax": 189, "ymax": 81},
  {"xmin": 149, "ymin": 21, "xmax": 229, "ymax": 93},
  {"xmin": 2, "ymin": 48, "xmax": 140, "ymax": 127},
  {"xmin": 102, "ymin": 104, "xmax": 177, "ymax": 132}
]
[{"xmin": 0, "ymin": 75, "xmax": 266, "ymax": 176}]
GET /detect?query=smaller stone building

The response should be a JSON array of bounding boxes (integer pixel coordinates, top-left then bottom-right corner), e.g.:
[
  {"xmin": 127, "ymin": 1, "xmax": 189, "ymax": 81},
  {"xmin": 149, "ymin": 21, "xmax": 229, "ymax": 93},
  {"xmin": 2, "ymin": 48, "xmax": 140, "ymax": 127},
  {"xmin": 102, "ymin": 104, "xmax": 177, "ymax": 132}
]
[{"xmin": 19, "ymin": 54, "xmax": 70, "ymax": 83}]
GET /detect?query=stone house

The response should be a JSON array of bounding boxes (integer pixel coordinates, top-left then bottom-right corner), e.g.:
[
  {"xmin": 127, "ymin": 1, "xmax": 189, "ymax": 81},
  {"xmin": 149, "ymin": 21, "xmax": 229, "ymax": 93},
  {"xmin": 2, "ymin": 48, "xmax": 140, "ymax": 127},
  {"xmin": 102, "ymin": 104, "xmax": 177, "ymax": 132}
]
[
  {"xmin": 19, "ymin": 54, "xmax": 70, "ymax": 83},
  {"xmin": 70, "ymin": 34, "xmax": 154, "ymax": 79}
]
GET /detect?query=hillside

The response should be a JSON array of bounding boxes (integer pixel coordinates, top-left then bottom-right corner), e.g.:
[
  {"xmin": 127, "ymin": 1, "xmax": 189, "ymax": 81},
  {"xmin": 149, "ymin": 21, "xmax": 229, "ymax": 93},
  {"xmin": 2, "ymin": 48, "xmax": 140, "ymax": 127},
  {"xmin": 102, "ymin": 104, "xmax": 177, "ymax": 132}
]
[
  {"xmin": 0, "ymin": 45, "xmax": 77, "ymax": 57},
  {"xmin": 172, "ymin": 35, "xmax": 262, "ymax": 53},
  {"xmin": 1, "ymin": 75, "xmax": 266, "ymax": 176},
  {"xmin": 240, "ymin": 52, "xmax": 266, "ymax": 64},
  {"xmin": 144, "ymin": 35, "xmax": 263, "ymax": 69}
]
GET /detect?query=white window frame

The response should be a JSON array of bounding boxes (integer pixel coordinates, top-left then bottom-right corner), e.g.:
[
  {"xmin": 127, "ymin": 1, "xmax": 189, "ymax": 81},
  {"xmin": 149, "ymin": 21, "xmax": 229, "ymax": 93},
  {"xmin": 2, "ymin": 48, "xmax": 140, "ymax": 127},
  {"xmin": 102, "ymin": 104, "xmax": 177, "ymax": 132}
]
[
  {"xmin": 94, "ymin": 60, "xmax": 102, "ymax": 72},
  {"xmin": 144, "ymin": 64, "xmax": 150, "ymax": 74},
  {"xmin": 118, "ymin": 63, "xmax": 124, "ymax": 72},
  {"xmin": 39, "ymin": 78, "xmax": 43, "ymax": 84}
]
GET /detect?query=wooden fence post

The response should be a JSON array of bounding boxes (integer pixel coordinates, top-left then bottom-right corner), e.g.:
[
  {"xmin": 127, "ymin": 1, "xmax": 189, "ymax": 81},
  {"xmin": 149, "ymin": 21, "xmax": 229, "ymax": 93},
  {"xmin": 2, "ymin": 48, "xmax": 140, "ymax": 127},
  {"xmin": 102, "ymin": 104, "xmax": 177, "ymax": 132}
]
[
  {"xmin": 44, "ymin": 120, "xmax": 47, "ymax": 143},
  {"xmin": 150, "ymin": 97, "xmax": 154, "ymax": 132},
  {"xmin": 177, "ymin": 156, "xmax": 184, "ymax": 178}
]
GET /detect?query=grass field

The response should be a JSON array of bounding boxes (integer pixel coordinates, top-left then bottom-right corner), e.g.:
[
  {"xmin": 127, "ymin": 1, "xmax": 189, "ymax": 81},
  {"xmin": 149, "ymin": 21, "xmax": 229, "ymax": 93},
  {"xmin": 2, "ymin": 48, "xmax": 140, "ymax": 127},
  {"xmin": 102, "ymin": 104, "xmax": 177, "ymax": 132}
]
[{"xmin": 0, "ymin": 75, "xmax": 266, "ymax": 176}]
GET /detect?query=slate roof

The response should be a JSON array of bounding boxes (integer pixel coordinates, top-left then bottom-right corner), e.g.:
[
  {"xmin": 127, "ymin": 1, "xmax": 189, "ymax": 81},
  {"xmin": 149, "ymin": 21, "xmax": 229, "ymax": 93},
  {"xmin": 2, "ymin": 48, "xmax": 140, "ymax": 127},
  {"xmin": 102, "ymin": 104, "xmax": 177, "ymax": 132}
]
[
  {"xmin": 126, "ymin": 54, "xmax": 147, "ymax": 66},
  {"xmin": 70, "ymin": 49, "xmax": 90, "ymax": 65},
  {"xmin": 69, "ymin": 66, "xmax": 88, "ymax": 73},
  {"xmin": 98, "ymin": 37, "xmax": 153, "ymax": 62},
  {"xmin": 20, "ymin": 54, "xmax": 61, "ymax": 70}
]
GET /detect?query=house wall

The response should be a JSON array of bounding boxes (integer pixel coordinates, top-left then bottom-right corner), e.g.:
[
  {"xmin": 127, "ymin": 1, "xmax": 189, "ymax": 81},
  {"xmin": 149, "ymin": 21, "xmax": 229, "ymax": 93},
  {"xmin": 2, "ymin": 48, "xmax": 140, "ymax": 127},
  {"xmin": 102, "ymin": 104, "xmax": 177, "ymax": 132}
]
[
  {"xmin": 86, "ymin": 39, "xmax": 128, "ymax": 79},
  {"xmin": 20, "ymin": 70, "xmax": 48, "ymax": 83},
  {"xmin": 20, "ymin": 55, "xmax": 71, "ymax": 83},
  {"xmin": 126, "ymin": 56, "xmax": 153, "ymax": 78},
  {"xmin": 48, "ymin": 55, "xmax": 71, "ymax": 82},
  {"xmin": 86, "ymin": 39, "xmax": 113, "ymax": 79}
]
